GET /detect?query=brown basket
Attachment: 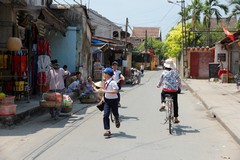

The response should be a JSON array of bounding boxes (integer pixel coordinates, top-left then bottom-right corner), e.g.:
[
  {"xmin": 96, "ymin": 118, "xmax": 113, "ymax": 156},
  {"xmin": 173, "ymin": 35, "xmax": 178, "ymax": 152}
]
[
  {"xmin": 61, "ymin": 106, "xmax": 72, "ymax": 113},
  {"xmin": 40, "ymin": 100, "xmax": 61, "ymax": 108}
]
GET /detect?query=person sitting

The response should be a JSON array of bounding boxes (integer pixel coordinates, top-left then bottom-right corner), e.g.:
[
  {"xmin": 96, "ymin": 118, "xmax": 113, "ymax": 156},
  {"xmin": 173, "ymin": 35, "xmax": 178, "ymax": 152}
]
[
  {"xmin": 79, "ymin": 76, "xmax": 99, "ymax": 102},
  {"xmin": 66, "ymin": 80, "xmax": 81, "ymax": 93},
  {"xmin": 66, "ymin": 72, "xmax": 84, "ymax": 88}
]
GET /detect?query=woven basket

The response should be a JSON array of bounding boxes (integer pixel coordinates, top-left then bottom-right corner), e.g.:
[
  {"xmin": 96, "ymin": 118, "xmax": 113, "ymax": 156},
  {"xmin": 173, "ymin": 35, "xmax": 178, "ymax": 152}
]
[
  {"xmin": 40, "ymin": 100, "xmax": 61, "ymax": 108},
  {"xmin": 63, "ymin": 101, "xmax": 73, "ymax": 107},
  {"xmin": 61, "ymin": 106, "xmax": 72, "ymax": 113}
]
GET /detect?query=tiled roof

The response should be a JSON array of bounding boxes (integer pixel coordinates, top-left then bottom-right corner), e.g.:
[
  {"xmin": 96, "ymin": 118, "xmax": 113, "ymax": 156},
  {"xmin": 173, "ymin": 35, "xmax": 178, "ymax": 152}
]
[{"xmin": 131, "ymin": 27, "xmax": 160, "ymax": 38}]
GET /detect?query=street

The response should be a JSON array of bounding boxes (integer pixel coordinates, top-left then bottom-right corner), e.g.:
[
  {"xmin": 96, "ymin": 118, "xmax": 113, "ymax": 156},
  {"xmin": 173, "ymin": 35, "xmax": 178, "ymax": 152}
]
[{"xmin": 0, "ymin": 70, "xmax": 240, "ymax": 160}]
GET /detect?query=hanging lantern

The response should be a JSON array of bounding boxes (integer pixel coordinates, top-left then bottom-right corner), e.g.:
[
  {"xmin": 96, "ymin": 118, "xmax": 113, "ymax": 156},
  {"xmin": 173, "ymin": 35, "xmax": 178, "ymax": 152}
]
[{"xmin": 7, "ymin": 37, "xmax": 22, "ymax": 51}]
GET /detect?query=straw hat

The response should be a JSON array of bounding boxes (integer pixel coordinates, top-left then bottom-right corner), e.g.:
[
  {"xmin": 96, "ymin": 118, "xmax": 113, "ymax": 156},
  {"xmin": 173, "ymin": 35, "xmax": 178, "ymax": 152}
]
[
  {"xmin": 164, "ymin": 59, "xmax": 176, "ymax": 69},
  {"xmin": 94, "ymin": 81, "xmax": 104, "ymax": 88}
]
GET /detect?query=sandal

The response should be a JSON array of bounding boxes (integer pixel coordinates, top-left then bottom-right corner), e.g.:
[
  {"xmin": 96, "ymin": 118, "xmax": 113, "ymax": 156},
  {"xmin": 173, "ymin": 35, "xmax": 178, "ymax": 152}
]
[
  {"xmin": 103, "ymin": 131, "xmax": 111, "ymax": 137},
  {"xmin": 174, "ymin": 119, "xmax": 180, "ymax": 124},
  {"xmin": 115, "ymin": 120, "xmax": 120, "ymax": 128},
  {"xmin": 159, "ymin": 106, "xmax": 166, "ymax": 112}
]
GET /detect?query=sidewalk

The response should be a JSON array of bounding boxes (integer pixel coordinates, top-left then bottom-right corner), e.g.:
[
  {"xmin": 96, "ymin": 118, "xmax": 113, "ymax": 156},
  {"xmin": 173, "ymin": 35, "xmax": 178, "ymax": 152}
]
[
  {"xmin": 184, "ymin": 79, "xmax": 240, "ymax": 145},
  {"xmin": 0, "ymin": 92, "xmax": 84, "ymax": 126}
]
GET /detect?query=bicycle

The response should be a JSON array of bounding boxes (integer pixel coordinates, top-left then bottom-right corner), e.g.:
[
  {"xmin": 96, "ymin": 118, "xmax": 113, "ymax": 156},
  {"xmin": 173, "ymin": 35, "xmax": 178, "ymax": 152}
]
[{"xmin": 163, "ymin": 94, "xmax": 174, "ymax": 134}]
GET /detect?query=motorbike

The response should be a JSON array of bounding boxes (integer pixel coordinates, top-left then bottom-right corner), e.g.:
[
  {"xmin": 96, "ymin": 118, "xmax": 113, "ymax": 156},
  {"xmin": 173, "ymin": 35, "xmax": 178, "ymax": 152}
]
[{"xmin": 126, "ymin": 68, "xmax": 141, "ymax": 85}]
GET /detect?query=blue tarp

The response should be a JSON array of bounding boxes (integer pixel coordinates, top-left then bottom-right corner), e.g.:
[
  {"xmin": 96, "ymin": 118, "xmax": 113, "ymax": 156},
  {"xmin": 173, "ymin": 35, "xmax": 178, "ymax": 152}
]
[{"xmin": 91, "ymin": 39, "xmax": 106, "ymax": 45}]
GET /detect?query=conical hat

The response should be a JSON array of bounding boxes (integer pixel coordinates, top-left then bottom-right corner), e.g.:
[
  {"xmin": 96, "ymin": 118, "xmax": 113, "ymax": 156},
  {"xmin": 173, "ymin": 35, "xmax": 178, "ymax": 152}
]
[{"xmin": 94, "ymin": 81, "xmax": 104, "ymax": 88}]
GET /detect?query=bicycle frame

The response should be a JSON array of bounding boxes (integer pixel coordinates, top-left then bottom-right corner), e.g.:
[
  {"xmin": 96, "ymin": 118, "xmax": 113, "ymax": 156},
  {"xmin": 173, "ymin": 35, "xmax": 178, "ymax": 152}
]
[{"xmin": 164, "ymin": 96, "xmax": 174, "ymax": 134}]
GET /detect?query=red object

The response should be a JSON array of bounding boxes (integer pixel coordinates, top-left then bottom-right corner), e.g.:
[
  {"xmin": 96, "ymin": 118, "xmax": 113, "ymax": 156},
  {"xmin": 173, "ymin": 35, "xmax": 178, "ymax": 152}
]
[
  {"xmin": 218, "ymin": 70, "xmax": 229, "ymax": 77},
  {"xmin": 0, "ymin": 104, "xmax": 17, "ymax": 116},
  {"xmin": 37, "ymin": 39, "xmax": 50, "ymax": 56},
  {"xmin": 37, "ymin": 72, "xmax": 47, "ymax": 85},
  {"xmin": 2, "ymin": 96, "xmax": 15, "ymax": 105},
  {"xmin": 221, "ymin": 23, "xmax": 234, "ymax": 42},
  {"xmin": 12, "ymin": 55, "xmax": 27, "ymax": 75}
]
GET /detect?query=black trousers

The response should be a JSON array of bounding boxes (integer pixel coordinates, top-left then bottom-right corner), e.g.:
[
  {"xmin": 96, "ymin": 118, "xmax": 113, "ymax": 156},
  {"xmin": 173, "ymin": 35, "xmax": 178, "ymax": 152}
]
[
  {"xmin": 161, "ymin": 90, "xmax": 179, "ymax": 117},
  {"xmin": 103, "ymin": 98, "xmax": 119, "ymax": 130}
]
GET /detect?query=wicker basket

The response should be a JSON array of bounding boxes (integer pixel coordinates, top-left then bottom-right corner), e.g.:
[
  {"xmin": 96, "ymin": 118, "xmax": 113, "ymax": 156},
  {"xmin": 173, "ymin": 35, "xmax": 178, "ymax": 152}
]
[
  {"xmin": 61, "ymin": 105, "xmax": 72, "ymax": 113},
  {"xmin": 63, "ymin": 100, "xmax": 73, "ymax": 107},
  {"xmin": 40, "ymin": 100, "xmax": 61, "ymax": 108}
]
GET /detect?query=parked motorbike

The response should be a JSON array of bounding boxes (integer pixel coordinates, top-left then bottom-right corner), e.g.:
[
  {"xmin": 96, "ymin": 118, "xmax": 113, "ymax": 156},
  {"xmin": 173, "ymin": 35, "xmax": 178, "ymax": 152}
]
[{"xmin": 126, "ymin": 68, "xmax": 141, "ymax": 85}]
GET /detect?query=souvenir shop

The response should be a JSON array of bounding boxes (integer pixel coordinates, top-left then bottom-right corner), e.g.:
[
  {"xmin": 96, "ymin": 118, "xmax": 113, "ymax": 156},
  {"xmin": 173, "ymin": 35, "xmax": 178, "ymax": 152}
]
[{"xmin": 0, "ymin": 10, "xmax": 55, "ymax": 101}]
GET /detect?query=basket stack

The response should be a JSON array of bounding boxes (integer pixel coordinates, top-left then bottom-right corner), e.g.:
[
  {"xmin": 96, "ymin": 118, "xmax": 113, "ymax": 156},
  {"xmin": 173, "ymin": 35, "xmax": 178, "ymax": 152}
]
[
  {"xmin": 0, "ymin": 96, "xmax": 17, "ymax": 116},
  {"xmin": 40, "ymin": 92, "xmax": 62, "ymax": 108}
]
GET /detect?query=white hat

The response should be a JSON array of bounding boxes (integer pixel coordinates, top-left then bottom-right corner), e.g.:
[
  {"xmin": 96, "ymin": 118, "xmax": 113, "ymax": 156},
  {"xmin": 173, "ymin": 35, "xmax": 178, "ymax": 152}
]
[
  {"xmin": 94, "ymin": 81, "xmax": 104, "ymax": 88},
  {"xmin": 164, "ymin": 59, "xmax": 176, "ymax": 69}
]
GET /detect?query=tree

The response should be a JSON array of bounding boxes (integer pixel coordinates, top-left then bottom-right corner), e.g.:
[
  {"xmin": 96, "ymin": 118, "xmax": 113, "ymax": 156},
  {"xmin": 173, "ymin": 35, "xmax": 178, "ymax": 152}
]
[
  {"xmin": 228, "ymin": 0, "xmax": 240, "ymax": 28},
  {"xmin": 202, "ymin": 0, "xmax": 228, "ymax": 45},
  {"xmin": 138, "ymin": 38, "xmax": 164, "ymax": 56}
]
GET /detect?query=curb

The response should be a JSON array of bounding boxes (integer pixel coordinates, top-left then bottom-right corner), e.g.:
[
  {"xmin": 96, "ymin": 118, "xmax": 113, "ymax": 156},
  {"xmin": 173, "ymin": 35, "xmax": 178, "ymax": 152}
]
[{"xmin": 184, "ymin": 80, "xmax": 240, "ymax": 145}]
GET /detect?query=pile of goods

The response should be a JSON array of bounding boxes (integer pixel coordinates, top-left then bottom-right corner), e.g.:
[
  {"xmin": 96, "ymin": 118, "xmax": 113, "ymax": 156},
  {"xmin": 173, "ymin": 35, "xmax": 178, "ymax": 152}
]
[
  {"xmin": 61, "ymin": 94, "xmax": 73, "ymax": 113},
  {"xmin": 40, "ymin": 92, "xmax": 62, "ymax": 108},
  {"xmin": 0, "ymin": 93, "xmax": 17, "ymax": 116}
]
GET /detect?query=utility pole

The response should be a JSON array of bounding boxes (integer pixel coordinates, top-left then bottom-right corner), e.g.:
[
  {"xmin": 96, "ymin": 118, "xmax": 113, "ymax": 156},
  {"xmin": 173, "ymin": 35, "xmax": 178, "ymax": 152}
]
[
  {"xmin": 123, "ymin": 18, "xmax": 128, "ymax": 75},
  {"xmin": 144, "ymin": 30, "xmax": 148, "ymax": 67},
  {"xmin": 124, "ymin": 18, "xmax": 128, "ymax": 58}
]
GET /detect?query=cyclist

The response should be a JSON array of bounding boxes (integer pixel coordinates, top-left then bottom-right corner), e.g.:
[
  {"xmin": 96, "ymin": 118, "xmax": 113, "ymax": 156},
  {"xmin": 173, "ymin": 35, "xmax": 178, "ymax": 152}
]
[{"xmin": 157, "ymin": 58, "xmax": 181, "ymax": 123}]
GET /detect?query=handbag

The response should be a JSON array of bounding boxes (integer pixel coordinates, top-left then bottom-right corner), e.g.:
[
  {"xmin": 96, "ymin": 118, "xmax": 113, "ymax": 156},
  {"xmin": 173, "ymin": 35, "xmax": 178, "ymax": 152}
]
[{"xmin": 96, "ymin": 101, "xmax": 105, "ymax": 111}]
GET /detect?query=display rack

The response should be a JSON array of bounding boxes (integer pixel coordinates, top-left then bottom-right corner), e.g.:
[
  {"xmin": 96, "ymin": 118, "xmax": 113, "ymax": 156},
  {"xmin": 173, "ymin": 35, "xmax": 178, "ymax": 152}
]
[{"xmin": 0, "ymin": 48, "xmax": 30, "ymax": 102}]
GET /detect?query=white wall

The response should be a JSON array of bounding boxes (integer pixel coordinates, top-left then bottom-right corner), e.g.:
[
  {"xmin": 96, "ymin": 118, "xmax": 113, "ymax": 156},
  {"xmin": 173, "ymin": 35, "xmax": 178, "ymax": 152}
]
[{"xmin": 215, "ymin": 42, "xmax": 228, "ymax": 69}]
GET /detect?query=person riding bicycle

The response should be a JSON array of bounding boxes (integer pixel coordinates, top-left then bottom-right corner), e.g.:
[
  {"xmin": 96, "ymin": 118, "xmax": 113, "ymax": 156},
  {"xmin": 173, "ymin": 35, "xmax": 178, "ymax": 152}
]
[{"xmin": 157, "ymin": 58, "xmax": 181, "ymax": 124}]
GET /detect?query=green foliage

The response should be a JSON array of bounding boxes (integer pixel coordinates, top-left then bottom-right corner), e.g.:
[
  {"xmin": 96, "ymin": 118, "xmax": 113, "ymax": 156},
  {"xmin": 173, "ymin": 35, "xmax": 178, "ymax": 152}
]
[{"xmin": 138, "ymin": 38, "xmax": 164, "ymax": 56}]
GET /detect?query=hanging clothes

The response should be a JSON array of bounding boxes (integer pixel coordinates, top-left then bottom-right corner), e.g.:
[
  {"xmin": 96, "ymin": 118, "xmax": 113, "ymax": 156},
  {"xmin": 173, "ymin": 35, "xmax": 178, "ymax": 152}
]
[
  {"xmin": 37, "ymin": 72, "xmax": 47, "ymax": 85},
  {"xmin": 12, "ymin": 55, "xmax": 27, "ymax": 76},
  {"xmin": 37, "ymin": 55, "xmax": 51, "ymax": 72},
  {"xmin": 37, "ymin": 39, "xmax": 50, "ymax": 56}
]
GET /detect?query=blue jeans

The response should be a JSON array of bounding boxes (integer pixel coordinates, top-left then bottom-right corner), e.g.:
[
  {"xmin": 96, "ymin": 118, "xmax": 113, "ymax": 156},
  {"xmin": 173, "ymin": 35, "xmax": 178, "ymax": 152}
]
[{"xmin": 103, "ymin": 98, "xmax": 119, "ymax": 130}]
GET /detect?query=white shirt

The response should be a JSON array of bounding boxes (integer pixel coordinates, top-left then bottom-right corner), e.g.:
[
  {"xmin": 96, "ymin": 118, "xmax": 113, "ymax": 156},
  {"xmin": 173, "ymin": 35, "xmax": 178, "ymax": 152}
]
[
  {"xmin": 112, "ymin": 70, "xmax": 121, "ymax": 82},
  {"xmin": 104, "ymin": 78, "xmax": 119, "ymax": 99}
]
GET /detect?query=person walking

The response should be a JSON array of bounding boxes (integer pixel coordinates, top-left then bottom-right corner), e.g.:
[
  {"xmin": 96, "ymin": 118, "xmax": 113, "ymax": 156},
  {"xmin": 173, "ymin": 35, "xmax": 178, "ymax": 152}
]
[
  {"xmin": 112, "ymin": 61, "xmax": 125, "ymax": 107},
  {"xmin": 140, "ymin": 63, "xmax": 145, "ymax": 74},
  {"xmin": 46, "ymin": 59, "xmax": 65, "ymax": 118},
  {"xmin": 47, "ymin": 59, "xmax": 65, "ymax": 92},
  {"xmin": 157, "ymin": 58, "xmax": 181, "ymax": 123},
  {"xmin": 101, "ymin": 67, "xmax": 120, "ymax": 137}
]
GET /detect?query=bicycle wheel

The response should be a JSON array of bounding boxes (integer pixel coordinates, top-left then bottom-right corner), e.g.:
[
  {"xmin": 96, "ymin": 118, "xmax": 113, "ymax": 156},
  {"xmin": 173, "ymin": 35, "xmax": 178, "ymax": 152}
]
[
  {"xmin": 168, "ymin": 110, "xmax": 172, "ymax": 134},
  {"xmin": 168, "ymin": 102, "xmax": 174, "ymax": 134}
]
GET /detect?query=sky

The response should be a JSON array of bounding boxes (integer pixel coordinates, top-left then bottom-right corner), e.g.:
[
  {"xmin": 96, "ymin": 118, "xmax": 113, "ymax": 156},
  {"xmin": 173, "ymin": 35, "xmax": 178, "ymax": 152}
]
[{"xmin": 56, "ymin": 0, "xmax": 230, "ymax": 40}]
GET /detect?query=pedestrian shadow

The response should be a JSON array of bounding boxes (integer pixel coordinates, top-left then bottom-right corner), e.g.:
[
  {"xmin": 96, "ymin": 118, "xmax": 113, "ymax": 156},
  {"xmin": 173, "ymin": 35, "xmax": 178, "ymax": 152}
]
[
  {"xmin": 172, "ymin": 124, "xmax": 200, "ymax": 136},
  {"xmin": 119, "ymin": 106, "xmax": 128, "ymax": 109},
  {"xmin": 119, "ymin": 115, "xmax": 139, "ymax": 121},
  {"xmin": 111, "ymin": 131, "xmax": 136, "ymax": 139}
]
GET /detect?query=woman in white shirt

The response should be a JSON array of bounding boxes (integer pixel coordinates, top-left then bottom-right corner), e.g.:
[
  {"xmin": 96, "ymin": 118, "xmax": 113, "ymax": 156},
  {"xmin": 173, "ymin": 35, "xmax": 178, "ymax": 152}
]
[{"xmin": 101, "ymin": 67, "xmax": 120, "ymax": 137}]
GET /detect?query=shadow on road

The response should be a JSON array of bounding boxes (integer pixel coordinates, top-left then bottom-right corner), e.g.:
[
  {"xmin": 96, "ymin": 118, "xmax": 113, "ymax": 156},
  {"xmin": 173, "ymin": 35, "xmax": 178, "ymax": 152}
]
[
  {"xmin": 173, "ymin": 124, "xmax": 200, "ymax": 136},
  {"xmin": 120, "ymin": 115, "xmax": 139, "ymax": 121},
  {"xmin": 111, "ymin": 131, "xmax": 136, "ymax": 139}
]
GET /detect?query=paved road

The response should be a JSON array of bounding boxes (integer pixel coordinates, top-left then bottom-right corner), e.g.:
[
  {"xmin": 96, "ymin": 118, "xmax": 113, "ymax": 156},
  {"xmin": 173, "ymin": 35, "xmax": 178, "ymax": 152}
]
[{"xmin": 0, "ymin": 70, "xmax": 239, "ymax": 160}]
